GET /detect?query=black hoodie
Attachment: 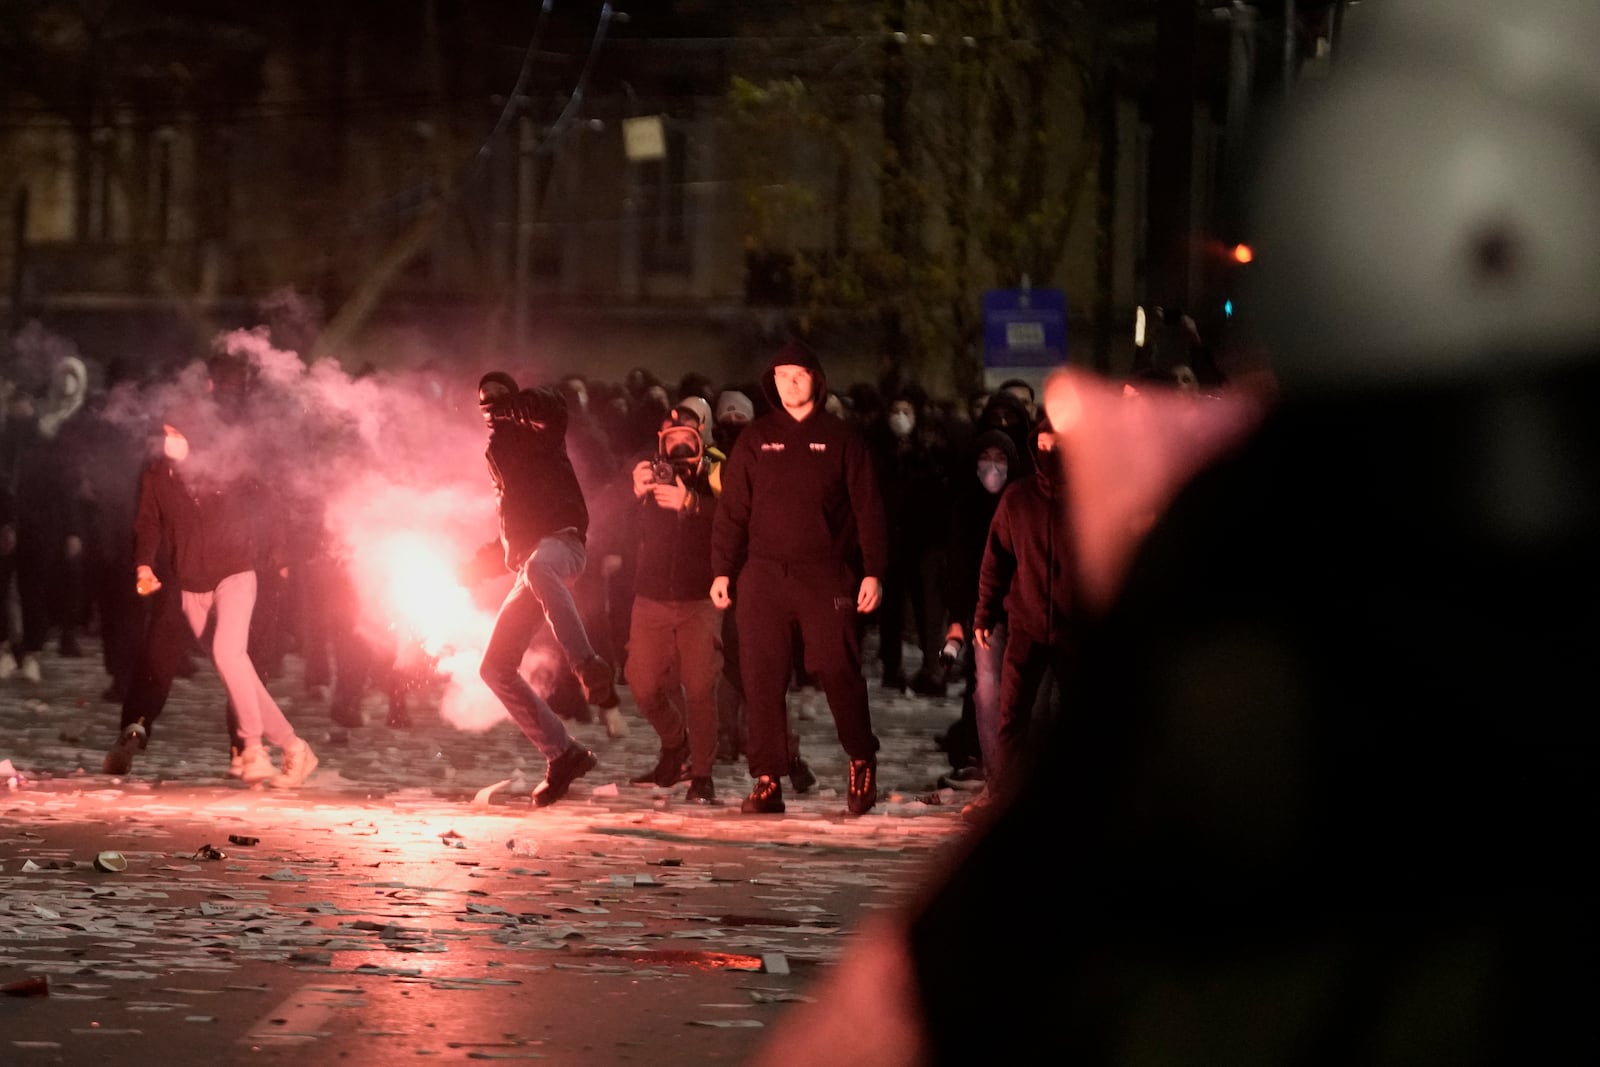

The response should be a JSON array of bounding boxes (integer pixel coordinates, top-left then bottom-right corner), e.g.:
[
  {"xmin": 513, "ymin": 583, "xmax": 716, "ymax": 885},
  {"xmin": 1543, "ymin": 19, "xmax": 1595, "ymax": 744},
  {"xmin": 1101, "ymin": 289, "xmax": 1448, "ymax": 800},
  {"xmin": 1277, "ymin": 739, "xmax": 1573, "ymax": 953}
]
[
  {"xmin": 944, "ymin": 429, "xmax": 1024, "ymax": 628},
  {"xmin": 710, "ymin": 342, "xmax": 887, "ymax": 580},
  {"xmin": 483, "ymin": 386, "xmax": 590, "ymax": 568}
]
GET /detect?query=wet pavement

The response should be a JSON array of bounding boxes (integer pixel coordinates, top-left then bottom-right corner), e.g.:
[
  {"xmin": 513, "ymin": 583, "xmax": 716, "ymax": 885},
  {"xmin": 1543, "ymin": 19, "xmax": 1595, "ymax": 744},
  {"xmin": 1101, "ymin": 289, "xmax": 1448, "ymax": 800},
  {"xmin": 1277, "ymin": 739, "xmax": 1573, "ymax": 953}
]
[{"xmin": 1, "ymin": 639, "xmax": 976, "ymax": 1065}]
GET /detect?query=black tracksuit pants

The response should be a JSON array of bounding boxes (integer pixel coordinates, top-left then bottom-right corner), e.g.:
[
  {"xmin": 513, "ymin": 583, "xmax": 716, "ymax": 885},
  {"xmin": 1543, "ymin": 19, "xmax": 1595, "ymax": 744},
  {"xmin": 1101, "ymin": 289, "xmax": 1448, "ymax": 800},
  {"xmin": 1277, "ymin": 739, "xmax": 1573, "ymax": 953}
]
[{"xmin": 736, "ymin": 557, "xmax": 879, "ymax": 779}]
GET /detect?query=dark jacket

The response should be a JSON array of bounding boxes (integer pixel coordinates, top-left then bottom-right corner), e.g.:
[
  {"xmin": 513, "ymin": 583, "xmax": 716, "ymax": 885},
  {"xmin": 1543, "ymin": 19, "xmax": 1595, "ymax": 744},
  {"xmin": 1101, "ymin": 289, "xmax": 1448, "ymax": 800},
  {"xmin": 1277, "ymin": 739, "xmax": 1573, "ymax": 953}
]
[
  {"xmin": 944, "ymin": 429, "xmax": 1023, "ymax": 628},
  {"xmin": 710, "ymin": 343, "xmax": 888, "ymax": 580},
  {"xmin": 628, "ymin": 455, "xmax": 719, "ymax": 602},
  {"xmin": 483, "ymin": 386, "xmax": 590, "ymax": 568},
  {"xmin": 974, "ymin": 422, "xmax": 1075, "ymax": 646},
  {"xmin": 132, "ymin": 458, "xmax": 273, "ymax": 593}
]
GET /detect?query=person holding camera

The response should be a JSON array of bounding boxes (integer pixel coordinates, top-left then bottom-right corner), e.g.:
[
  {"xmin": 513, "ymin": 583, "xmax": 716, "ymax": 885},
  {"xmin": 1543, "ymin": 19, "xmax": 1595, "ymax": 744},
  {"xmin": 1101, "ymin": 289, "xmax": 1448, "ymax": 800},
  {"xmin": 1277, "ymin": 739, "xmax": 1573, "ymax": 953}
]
[{"xmin": 619, "ymin": 402, "xmax": 725, "ymax": 803}]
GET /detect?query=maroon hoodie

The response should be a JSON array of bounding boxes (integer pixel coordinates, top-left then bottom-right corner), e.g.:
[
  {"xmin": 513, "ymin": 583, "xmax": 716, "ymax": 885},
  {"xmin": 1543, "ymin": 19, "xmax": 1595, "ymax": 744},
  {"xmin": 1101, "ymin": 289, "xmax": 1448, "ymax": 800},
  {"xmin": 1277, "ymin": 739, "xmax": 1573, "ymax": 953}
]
[{"xmin": 974, "ymin": 421, "xmax": 1076, "ymax": 647}]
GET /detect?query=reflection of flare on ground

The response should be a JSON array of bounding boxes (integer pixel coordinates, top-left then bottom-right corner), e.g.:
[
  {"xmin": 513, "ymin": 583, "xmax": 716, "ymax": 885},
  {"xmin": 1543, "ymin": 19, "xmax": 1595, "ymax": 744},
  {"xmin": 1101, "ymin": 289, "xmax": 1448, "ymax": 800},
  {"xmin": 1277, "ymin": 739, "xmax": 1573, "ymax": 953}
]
[{"xmin": 562, "ymin": 947, "xmax": 774, "ymax": 972}]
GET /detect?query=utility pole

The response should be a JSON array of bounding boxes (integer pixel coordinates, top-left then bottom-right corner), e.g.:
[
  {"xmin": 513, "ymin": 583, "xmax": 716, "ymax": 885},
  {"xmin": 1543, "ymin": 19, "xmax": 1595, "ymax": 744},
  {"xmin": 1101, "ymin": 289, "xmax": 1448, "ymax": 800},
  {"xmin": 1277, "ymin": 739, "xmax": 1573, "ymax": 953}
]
[{"xmin": 513, "ymin": 114, "xmax": 535, "ymax": 360}]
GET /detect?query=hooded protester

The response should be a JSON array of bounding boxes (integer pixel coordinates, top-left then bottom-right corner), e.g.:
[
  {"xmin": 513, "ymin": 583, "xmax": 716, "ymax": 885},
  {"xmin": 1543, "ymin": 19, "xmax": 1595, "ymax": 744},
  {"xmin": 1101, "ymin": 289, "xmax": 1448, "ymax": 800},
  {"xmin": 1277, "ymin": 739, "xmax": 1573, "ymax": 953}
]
[
  {"xmin": 712, "ymin": 389, "xmax": 754, "ymax": 456},
  {"xmin": 868, "ymin": 386, "xmax": 955, "ymax": 695},
  {"xmin": 710, "ymin": 340, "xmax": 888, "ymax": 816},
  {"xmin": 35, "ymin": 355, "xmax": 88, "ymax": 440},
  {"xmin": 974, "ymin": 389, "xmax": 1036, "ymax": 477},
  {"xmin": 121, "ymin": 410, "xmax": 318, "ymax": 787},
  {"xmin": 617, "ymin": 404, "xmax": 724, "ymax": 803},
  {"xmin": 7, "ymin": 359, "xmax": 94, "ymax": 675},
  {"xmin": 464, "ymin": 370, "xmax": 610, "ymax": 807},
  {"xmin": 968, "ymin": 418, "xmax": 1078, "ymax": 816},
  {"xmin": 933, "ymin": 428, "xmax": 1025, "ymax": 774}
]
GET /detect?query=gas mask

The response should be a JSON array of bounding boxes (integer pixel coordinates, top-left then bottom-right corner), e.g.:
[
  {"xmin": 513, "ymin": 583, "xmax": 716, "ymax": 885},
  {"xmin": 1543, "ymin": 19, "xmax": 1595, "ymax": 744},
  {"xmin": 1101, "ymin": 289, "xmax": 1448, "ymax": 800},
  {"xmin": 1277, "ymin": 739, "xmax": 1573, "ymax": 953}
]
[{"xmin": 653, "ymin": 424, "xmax": 704, "ymax": 483}]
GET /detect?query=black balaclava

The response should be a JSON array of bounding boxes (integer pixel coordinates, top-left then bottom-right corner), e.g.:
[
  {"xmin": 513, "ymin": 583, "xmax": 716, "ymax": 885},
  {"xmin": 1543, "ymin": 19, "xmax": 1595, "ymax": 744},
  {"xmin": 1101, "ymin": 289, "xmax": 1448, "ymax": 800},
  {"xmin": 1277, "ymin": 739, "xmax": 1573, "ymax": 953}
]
[{"xmin": 478, "ymin": 371, "xmax": 519, "ymax": 407}]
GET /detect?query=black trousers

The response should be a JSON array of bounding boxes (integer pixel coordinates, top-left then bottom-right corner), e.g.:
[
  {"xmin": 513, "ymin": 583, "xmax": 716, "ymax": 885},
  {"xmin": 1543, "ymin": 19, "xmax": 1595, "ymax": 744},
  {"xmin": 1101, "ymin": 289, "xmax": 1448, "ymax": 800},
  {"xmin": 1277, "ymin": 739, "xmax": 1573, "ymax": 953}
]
[
  {"xmin": 118, "ymin": 584, "xmax": 225, "ymax": 745},
  {"xmin": 736, "ymin": 558, "xmax": 878, "ymax": 779}
]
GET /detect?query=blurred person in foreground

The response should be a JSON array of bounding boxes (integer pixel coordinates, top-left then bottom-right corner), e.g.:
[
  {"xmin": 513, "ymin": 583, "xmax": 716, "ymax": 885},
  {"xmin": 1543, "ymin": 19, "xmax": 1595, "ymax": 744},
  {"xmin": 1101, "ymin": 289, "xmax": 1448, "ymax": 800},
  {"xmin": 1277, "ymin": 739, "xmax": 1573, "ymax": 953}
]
[
  {"xmin": 749, "ymin": 0, "xmax": 1596, "ymax": 1060},
  {"xmin": 466, "ymin": 371, "xmax": 607, "ymax": 808},
  {"xmin": 710, "ymin": 341, "xmax": 888, "ymax": 815}
]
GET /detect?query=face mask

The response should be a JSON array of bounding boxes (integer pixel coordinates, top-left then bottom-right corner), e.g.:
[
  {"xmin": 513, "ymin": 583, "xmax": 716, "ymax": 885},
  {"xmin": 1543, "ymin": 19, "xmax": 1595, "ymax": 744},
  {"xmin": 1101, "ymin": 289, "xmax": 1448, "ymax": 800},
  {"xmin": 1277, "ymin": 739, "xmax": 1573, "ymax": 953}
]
[
  {"xmin": 163, "ymin": 431, "xmax": 189, "ymax": 463},
  {"xmin": 888, "ymin": 412, "xmax": 914, "ymax": 439},
  {"xmin": 978, "ymin": 461, "xmax": 1007, "ymax": 494},
  {"xmin": 714, "ymin": 421, "xmax": 745, "ymax": 451}
]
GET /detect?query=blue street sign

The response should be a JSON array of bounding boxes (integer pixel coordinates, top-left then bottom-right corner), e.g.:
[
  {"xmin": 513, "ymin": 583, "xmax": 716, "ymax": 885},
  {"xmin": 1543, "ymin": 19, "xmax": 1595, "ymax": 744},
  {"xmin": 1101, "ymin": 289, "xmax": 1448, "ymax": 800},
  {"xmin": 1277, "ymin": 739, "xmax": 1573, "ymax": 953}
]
[{"xmin": 982, "ymin": 287, "xmax": 1067, "ymax": 368}]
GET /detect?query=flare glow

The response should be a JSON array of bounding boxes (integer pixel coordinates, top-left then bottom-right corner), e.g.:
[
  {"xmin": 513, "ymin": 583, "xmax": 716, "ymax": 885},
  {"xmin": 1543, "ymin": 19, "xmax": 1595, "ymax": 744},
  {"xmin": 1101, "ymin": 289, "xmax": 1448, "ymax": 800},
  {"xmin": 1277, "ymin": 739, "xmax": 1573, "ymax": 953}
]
[{"xmin": 369, "ymin": 531, "xmax": 478, "ymax": 657}]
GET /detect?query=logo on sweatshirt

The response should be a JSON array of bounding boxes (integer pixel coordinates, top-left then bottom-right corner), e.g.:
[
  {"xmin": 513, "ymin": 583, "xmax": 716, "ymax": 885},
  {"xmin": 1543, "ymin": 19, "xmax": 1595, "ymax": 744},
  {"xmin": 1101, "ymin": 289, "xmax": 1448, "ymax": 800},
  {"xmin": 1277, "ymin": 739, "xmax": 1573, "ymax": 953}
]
[
  {"xmin": 809, "ymin": 442, "xmax": 826, "ymax": 452},
  {"xmin": 761, "ymin": 442, "xmax": 785, "ymax": 452}
]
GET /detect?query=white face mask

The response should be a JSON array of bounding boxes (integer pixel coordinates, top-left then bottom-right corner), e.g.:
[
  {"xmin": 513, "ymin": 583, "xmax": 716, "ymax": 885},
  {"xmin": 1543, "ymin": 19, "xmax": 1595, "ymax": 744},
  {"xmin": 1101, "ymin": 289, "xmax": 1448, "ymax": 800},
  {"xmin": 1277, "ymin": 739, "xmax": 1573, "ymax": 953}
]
[
  {"xmin": 978, "ymin": 461, "xmax": 1007, "ymax": 494},
  {"xmin": 163, "ymin": 429, "xmax": 189, "ymax": 463},
  {"xmin": 888, "ymin": 412, "xmax": 914, "ymax": 439}
]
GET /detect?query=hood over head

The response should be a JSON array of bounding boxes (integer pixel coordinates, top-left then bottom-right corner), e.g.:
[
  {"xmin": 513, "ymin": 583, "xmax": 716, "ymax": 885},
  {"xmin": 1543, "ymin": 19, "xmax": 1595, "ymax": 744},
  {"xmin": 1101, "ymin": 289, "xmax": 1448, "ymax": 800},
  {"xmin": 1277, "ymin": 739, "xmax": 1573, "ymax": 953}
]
[
  {"xmin": 674, "ymin": 395, "xmax": 712, "ymax": 428},
  {"xmin": 973, "ymin": 428, "xmax": 1020, "ymax": 470},
  {"xmin": 715, "ymin": 389, "xmax": 754, "ymax": 423},
  {"xmin": 478, "ymin": 370, "xmax": 519, "ymax": 405},
  {"xmin": 1025, "ymin": 417, "xmax": 1061, "ymax": 485},
  {"xmin": 759, "ymin": 340, "xmax": 827, "ymax": 412}
]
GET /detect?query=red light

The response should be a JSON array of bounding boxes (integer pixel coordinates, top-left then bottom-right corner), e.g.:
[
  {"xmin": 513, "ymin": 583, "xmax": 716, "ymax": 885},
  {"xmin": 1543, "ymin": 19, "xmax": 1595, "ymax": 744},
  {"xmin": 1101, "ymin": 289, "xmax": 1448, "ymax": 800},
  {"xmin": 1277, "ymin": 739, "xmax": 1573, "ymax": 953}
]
[{"xmin": 1232, "ymin": 243, "xmax": 1254, "ymax": 264}]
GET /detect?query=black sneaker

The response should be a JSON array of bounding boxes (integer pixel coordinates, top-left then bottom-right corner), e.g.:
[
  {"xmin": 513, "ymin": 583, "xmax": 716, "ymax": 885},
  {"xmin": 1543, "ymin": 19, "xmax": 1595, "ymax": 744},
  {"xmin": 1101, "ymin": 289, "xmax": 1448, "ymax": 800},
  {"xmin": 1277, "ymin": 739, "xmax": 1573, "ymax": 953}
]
[
  {"xmin": 576, "ymin": 656, "xmax": 620, "ymax": 710},
  {"xmin": 847, "ymin": 757, "xmax": 877, "ymax": 815},
  {"xmin": 330, "ymin": 702, "xmax": 366, "ymax": 728},
  {"xmin": 102, "ymin": 724, "xmax": 147, "ymax": 775},
  {"xmin": 533, "ymin": 746, "xmax": 598, "ymax": 808},
  {"xmin": 908, "ymin": 669, "xmax": 947, "ymax": 698},
  {"xmin": 685, "ymin": 776, "xmax": 715, "ymax": 804},
  {"xmin": 630, "ymin": 742, "xmax": 690, "ymax": 787},
  {"xmin": 740, "ymin": 775, "xmax": 785, "ymax": 814},
  {"xmin": 788, "ymin": 755, "xmax": 817, "ymax": 795}
]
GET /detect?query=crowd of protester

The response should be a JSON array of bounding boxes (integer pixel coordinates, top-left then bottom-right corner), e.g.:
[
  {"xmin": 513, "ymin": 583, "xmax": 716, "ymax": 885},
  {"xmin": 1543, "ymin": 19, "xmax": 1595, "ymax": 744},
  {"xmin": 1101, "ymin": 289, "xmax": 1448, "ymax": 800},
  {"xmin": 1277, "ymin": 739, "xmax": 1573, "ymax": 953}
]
[{"xmin": 0, "ymin": 330, "xmax": 1226, "ymax": 812}]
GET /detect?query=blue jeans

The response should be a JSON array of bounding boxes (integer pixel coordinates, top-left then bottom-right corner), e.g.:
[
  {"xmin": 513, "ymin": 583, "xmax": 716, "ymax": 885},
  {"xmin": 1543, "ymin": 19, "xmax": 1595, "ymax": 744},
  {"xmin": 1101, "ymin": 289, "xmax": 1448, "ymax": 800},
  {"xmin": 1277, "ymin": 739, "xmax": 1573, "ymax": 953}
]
[
  {"xmin": 479, "ymin": 532, "xmax": 595, "ymax": 759},
  {"xmin": 974, "ymin": 620, "xmax": 1007, "ymax": 784}
]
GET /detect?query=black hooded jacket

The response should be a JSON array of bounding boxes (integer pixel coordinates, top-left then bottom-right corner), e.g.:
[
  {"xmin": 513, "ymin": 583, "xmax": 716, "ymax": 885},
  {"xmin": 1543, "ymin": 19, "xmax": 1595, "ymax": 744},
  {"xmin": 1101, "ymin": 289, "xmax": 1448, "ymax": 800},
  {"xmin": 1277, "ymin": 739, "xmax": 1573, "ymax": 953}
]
[
  {"xmin": 944, "ymin": 429, "xmax": 1023, "ymax": 628},
  {"xmin": 710, "ymin": 343, "xmax": 888, "ymax": 580},
  {"xmin": 484, "ymin": 386, "xmax": 590, "ymax": 568},
  {"xmin": 974, "ymin": 421, "xmax": 1075, "ymax": 647}
]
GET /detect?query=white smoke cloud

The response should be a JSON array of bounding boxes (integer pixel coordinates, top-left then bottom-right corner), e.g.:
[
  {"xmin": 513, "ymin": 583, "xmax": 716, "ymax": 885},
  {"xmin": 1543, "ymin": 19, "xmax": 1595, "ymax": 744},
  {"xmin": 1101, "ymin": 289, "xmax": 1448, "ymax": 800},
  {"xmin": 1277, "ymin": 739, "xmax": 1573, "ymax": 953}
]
[{"xmin": 77, "ymin": 317, "xmax": 537, "ymax": 733}]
